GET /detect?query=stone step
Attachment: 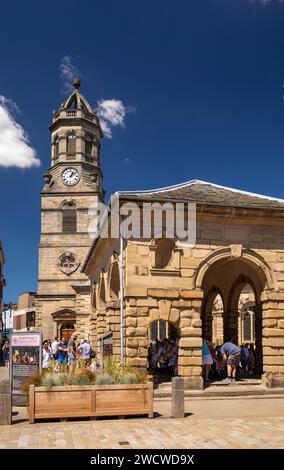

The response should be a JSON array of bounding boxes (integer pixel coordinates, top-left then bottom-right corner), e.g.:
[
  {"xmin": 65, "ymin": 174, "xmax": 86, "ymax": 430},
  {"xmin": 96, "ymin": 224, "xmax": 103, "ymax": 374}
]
[
  {"xmin": 208, "ymin": 379, "xmax": 262, "ymax": 387},
  {"xmin": 154, "ymin": 385, "xmax": 284, "ymax": 399}
]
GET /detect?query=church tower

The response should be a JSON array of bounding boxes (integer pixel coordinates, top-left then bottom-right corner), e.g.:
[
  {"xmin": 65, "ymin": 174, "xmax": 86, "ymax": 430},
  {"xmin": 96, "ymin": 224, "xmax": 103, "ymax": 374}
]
[{"xmin": 35, "ymin": 79, "xmax": 104, "ymax": 340}]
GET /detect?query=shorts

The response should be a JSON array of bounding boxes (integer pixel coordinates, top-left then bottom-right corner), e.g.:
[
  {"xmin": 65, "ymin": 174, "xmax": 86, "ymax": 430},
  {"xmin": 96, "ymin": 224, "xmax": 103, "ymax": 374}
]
[
  {"xmin": 227, "ymin": 352, "xmax": 241, "ymax": 367},
  {"xmin": 57, "ymin": 355, "xmax": 67, "ymax": 364},
  {"xmin": 4, "ymin": 354, "xmax": 9, "ymax": 362}
]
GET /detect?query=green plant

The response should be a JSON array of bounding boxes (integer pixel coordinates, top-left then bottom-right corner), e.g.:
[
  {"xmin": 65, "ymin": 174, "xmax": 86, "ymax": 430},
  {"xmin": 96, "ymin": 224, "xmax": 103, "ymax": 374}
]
[
  {"xmin": 41, "ymin": 372, "xmax": 69, "ymax": 388},
  {"xmin": 95, "ymin": 373, "xmax": 113, "ymax": 385},
  {"xmin": 104, "ymin": 356, "xmax": 122, "ymax": 383},
  {"xmin": 120, "ymin": 373, "xmax": 140, "ymax": 384},
  {"xmin": 70, "ymin": 374, "xmax": 92, "ymax": 385}
]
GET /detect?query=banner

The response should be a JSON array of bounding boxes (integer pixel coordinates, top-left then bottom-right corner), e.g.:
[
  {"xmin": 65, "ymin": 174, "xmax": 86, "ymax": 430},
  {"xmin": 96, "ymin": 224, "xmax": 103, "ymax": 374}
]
[{"xmin": 10, "ymin": 331, "xmax": 42, "ymax": 406}]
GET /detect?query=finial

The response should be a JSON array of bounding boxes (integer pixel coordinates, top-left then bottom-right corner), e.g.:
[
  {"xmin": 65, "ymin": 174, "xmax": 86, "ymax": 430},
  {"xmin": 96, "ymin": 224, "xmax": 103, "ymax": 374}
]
[{"xmin": 73, "ymin": 77, "xmax": 81, "ymax": 89}]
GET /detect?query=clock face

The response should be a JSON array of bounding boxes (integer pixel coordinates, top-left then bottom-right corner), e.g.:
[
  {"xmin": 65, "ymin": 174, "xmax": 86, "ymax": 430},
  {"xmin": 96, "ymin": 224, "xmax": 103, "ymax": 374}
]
[{"xmin": 62, "ymin": 168, "xmax": 80, "ymax": 186}]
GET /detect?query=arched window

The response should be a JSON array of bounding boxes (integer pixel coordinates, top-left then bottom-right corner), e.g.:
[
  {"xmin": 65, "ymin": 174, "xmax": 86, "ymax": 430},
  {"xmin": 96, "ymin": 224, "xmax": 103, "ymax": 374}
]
[
  {"xmin": 54, "ymin": 136, "xmax": 59, "ymax": 160},
  {"xmin": 67, "ymin": 131, "xmax": 76, "ymax": 154},
  {"xmin": 243, "ymin": 311, "xmax": 251, "ymax": 342},
  {"xmin": 62, "ymin": 201, "xmax": 77, "ymax": 233},
  {"xmin": 155, "ymin": 239, "xmax": 174, "ymax": 269},
  {"xmin": 85, "ymin": 136, "xmax": 93, "ymax": 156}
]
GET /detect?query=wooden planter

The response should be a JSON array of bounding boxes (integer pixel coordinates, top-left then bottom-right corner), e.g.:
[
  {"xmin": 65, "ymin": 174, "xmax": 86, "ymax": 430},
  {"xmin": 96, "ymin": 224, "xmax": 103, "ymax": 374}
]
[{"xmin": 29, "ymin": 383, "xmax": 153, "ymax": 423}]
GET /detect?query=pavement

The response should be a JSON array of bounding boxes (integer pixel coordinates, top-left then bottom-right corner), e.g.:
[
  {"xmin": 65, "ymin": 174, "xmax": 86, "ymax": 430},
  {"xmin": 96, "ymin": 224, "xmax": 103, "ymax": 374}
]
[
  {"xmin": 1, "ymin": 367, "xmax": 284, "ymax": 449},
  {"xmin": 0, "ymin": 397, "xmax": 283, "ymax": 449}
]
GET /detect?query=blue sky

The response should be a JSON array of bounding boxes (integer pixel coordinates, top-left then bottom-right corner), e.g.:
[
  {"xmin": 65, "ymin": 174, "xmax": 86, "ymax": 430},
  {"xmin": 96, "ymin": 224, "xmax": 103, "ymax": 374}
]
[{"xmin": 1, "ymin": 0, "xmax": 284, "ymax": 302}]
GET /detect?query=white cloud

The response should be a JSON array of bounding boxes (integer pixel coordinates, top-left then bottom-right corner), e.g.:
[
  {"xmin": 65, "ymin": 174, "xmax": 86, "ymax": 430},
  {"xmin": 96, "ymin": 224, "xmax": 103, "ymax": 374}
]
[
  {"xmin": 60, "ymin": 56, "xmax": 80, "ymax": 93},
  {"xmin": 97, "ymin": 99, "xmax": 135, "ymax": 138},
  {"xmin": 0, "ymin": 96, "xmax": 40, "ymax": 169}
]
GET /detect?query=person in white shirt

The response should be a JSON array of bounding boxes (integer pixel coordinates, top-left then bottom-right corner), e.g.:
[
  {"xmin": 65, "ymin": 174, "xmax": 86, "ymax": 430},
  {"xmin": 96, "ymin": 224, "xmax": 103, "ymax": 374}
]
[
  {"xmin": 51, "ymin": 337, "xmax": 60, "ymax": 360},
  {"xmin": 78, "ymin": 339, "xmax": 91, "ymax": 367},
  {"xmin": 42, "ymin": 342, "xmax": 52, "ymax": 370}
]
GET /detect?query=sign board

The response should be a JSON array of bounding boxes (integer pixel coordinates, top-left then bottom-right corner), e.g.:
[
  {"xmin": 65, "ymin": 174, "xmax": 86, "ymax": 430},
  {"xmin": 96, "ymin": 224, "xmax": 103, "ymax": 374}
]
[
  {"xmin": 2, "ymin": 309, "xmax": 13, "ymax": 337},
  {"xmin": 10, "ymin": 331, "xmax": 42, "ymax": 406}
]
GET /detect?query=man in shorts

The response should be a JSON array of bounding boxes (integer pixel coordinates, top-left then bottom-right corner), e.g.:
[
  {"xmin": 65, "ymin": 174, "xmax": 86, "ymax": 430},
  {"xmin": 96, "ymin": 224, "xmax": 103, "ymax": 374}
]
[{"xmin": 220, "ymin": 337, "xmax": 241, "ymax": 384}]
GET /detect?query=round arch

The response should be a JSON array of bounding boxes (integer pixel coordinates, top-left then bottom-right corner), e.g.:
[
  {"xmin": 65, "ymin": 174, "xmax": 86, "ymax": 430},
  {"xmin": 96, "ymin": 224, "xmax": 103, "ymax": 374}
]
[{"xmin": 195, "ymin": 247, "xmax": 277, "ymax": 292}]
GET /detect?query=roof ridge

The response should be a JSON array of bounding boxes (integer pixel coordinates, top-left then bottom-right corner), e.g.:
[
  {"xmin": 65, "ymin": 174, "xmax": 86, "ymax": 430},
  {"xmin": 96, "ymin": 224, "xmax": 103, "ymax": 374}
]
[{"xmin": 116, "ymin": 179, "xmax": 284, "ymax": 202}]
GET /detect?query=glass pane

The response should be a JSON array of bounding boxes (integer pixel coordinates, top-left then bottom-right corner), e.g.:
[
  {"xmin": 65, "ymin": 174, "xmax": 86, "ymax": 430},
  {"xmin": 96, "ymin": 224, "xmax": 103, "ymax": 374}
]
[
  {"xmin": 244, "ymin": 314, "xmax": 251, "ymax": 342},
  {"xmin": 159, "ymin": 320, "xmax": 167, "ymax": 340}
]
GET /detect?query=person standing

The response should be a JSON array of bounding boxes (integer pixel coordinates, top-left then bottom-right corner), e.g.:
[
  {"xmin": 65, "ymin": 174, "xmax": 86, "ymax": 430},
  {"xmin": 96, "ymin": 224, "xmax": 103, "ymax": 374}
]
[
  {"xmin": 51, "ymin": 337, "xmax": 60, "ymax": 362},
  {"xmin": 2, "ymin": 340, "xmax": 10, "ymax": 368},
  {"xmin": 202, "ymin": 338, "xmax": 213, "ymax": 383},
  {"xmin": 42, "ymin": 341, "xmax": 52, "ymax": 371},
  {"xmin": 57, "ymin": 337, "xmax": 68, "ymax": 371},
  {"xmin": 78, "ymin": 339, "xmax": 91, "ymax": 367},
  {"xmin": 220, "ymin": 337, "xmax": 241, "ymax": 384},
  {"xmin": 67, "ymin": 332, "xmax": 78, "ymax": 372},
  {"xmin": 248, "ymin": 343, "xmax": 255, "ymax": 375},
  {"xmin": 240, "ymin": 343, "xmax": 249, "ymax": 375}
]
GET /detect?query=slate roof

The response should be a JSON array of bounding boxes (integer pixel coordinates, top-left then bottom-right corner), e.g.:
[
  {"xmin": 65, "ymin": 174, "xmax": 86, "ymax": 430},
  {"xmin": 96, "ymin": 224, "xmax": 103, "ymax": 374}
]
[{"xmin": 115, "ymin": 179, "xmax": 284, "ymax": 210}]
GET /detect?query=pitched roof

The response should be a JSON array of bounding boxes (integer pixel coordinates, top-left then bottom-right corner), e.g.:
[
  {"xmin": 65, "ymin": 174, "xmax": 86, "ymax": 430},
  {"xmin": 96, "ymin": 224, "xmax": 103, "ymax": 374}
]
[{"xmin": 115, "ymin": 179, "xmax": 284, "ymax": 210}]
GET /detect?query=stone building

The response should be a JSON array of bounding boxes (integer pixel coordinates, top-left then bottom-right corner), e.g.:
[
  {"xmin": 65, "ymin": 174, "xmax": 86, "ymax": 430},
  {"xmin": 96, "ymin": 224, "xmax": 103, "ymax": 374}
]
[
  {"xmin": 36, "ymin": 82, "xmax": 284, "ymax": 389},
  {"xmin": 82, "ymin": 181, "xmax": 284, "ymax": 389},
  {"xmin": 35, "ymin": 79, "xmax": 104, "ymax": 341}
]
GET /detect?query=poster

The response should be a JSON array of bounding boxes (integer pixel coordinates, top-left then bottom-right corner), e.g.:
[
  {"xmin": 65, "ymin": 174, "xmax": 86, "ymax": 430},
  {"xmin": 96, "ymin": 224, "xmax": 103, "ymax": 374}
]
[{"xmin": 10, "ymin": 331, "xmax": 42, "ymax": 406}]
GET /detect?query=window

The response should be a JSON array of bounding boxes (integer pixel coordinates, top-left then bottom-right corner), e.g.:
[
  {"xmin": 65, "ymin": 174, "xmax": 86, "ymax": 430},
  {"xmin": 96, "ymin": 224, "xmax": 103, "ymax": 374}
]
[
  {"xmin": 149, "ymin": 320, "xmax": 179, "ymax": 342},
  {"xmin": 155, "ymin": 239, "xmax": 174, "ymax": 269},
  {"xmin": 243, "ymin": 312, "xmax": 251, "ymax": 342},
  {"xmin": 67, "ymin": 132, "xmax": 76, "ymax": 154},
  {"xmin": 62, "ymin": 201, "xmax": 77, "ymax": 233},
  {"xmin": 54, "ymin": 136, "xmax": 59, "ymax": 160},
  {"xmin": 85, "ymin": 137, "xmax": 93, "ymax": 156}
]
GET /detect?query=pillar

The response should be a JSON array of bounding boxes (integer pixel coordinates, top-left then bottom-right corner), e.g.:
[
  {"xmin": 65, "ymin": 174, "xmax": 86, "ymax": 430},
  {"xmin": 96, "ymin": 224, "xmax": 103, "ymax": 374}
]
[
  {"xmin": 261, "ymin": 292, "xmax": 284, "ymax": 387},
  {"xmin": 178, "ymin": 292, "xmax": 203, "ymax": 390}
]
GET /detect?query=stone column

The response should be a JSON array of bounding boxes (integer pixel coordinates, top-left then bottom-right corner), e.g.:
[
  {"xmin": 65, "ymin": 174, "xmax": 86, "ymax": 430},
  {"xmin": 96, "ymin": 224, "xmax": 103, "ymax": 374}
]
[
  {"xmin": 262, "ymin": 292, "xmax": 284, "ymax": 387},
  {"xmin": 178, "ymin": 291, "xmax": 203, "ymax": 390},
  {"xmin": 125, "ymin": 298, "xmax": 149, "ymax": 368}
]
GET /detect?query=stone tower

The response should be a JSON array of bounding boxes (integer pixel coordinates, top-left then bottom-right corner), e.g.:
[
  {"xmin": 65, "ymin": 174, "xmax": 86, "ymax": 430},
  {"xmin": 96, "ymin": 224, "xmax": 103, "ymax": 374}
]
[{"xmin": 35, "ymin": 79, "xmax": 104, "ymax": 340}]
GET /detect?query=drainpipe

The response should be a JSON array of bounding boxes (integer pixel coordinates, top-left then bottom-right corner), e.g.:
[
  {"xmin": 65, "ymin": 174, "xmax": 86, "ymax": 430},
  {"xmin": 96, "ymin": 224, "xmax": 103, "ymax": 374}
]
[{"xmin": 120, "ymin": 234, "xmax": 124, "ymax": 364}]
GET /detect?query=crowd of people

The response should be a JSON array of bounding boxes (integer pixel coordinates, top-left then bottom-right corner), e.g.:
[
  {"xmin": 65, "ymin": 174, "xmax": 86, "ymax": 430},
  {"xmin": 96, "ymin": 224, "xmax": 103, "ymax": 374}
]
[
  {"xmin": 42, "ymin": 333, "xmax": 96, "ymax": 371},
  {"xmin": 147, "ymin": 338, "xmax": 179, "ymax": 375},
  {"xmin": 0, "ymin": 333, "xmax": 97, "ymax": 373},
  {"xmin": 202, "ymin": 337, "xmax": 256, "ymax": 383},
  {"xmin": 1, "ymin": 333, "xmax": 256, "ymax": 383}
]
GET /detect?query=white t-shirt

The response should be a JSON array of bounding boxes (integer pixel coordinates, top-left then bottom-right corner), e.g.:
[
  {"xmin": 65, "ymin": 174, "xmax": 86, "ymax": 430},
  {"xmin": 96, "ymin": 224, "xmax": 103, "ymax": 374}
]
[
  {"xmin": 51, "ymin": 341, "xmax": 60, "ymax": 354},
  {"xmin": 42, "ymin": 348, "xmax": 51, "ymax": 368}
]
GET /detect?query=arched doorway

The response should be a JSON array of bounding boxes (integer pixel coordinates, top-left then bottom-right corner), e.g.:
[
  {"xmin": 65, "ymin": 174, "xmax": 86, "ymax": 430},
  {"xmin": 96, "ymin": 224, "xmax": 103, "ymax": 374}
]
[{"xmin": 200, "ymin": 254, "xmax": 266, "ymax": 379}]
